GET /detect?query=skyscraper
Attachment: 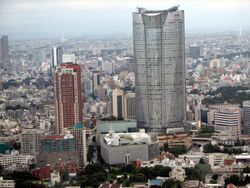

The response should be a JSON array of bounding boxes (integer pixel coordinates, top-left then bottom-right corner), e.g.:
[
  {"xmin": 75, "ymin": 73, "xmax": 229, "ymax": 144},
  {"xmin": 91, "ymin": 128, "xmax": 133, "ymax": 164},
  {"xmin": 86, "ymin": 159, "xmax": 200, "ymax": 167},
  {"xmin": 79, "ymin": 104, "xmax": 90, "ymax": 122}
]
[
  {"xmin": 243, "ymin": 101, "xmax": 250, "ymax": 135},
  {"xmin": 71, "ymin": 123, "xmax": 87, "ymax": 168},
  {"xmin": 52, "ymin": 47, "xmax": 63, "ymax": 68},
  {"xmin": 54, "ymin": 63, "xmax": 82, "ymax": 134},
  {"xmin": 133, "ymin": 6, "xmax": 185, "ymax": 133},
  {"xmin": 112, "ymin": 88, "xmax": 125, "ymax": 119},
  {"xmin": 124, "ymin": 91, "xmax": 136, "ymax": 120},
  {"xmin": 0, "ymin": 35, "xmax": 10, "ymax": 67}
]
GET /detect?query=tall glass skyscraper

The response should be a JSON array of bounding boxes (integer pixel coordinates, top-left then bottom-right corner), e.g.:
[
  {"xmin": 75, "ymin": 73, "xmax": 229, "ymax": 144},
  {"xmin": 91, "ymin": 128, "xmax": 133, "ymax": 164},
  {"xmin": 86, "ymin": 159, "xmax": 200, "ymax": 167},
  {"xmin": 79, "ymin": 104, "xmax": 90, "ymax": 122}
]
[{"xmin": 133, "ymin": 6, "xmax": 186, "ymax": 133}]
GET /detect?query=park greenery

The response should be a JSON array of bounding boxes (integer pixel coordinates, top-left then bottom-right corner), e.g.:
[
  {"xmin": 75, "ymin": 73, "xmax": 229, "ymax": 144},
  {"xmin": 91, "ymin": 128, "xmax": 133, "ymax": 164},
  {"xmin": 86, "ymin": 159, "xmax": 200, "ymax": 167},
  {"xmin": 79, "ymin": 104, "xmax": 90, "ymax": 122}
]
[
  {"xmin": 162, "ymin": 179, "xmax": 182, "ymax": 188},
  {"xmin": 224, "ymin": 174, "xmax": 250, "ymax": 187},
  {"xmin": 202, "ymin": 86, "xmax": 250, "ymax": 105},
  {"xmin": 75, "ymin": 163, "xmax": 172, "ymax": 188},
  {"xmin": 163, "ymin": 143, "xmax": 188, "ymax": 157},
  {"xmin": 4, "ymin": 163, "xmax": 250, "ymax": 187},
  {"xmin": 3, "ymin": 171, "xmax": 45, "ymax": 188},
  {"xmin": 198, "ymin": 125, "xmax": 214, "ymax": 137},
  {"xmin": 203, "ymin": 143, "xmax": 243, "ymax": 154},
  {"xmin": 185, "ymin": 161, "xmax": 212, "ymax": 182}
]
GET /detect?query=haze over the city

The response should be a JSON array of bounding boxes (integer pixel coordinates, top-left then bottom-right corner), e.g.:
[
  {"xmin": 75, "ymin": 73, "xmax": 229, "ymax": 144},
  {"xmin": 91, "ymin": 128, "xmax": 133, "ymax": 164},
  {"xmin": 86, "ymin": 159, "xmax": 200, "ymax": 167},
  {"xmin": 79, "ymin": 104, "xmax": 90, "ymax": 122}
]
[{"xmin": 1, "ymin": 0, "xmax": 250, "ymax": 37}]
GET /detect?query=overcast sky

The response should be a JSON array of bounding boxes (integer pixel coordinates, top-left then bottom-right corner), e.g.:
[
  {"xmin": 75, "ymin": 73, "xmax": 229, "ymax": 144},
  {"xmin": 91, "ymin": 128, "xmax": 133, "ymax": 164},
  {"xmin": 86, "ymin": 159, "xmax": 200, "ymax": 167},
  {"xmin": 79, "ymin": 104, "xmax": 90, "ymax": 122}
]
[{"xmin": 0, "ymin": 0, "xmax": 250, "ymax": 36}]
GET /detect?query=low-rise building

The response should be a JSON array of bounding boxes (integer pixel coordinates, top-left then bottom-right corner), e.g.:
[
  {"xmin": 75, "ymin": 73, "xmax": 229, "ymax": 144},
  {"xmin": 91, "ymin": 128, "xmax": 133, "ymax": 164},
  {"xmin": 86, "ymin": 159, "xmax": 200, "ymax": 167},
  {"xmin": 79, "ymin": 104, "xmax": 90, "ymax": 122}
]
[
  {"xmin": 170, "ymin": 165, "xmax": 186, "ymax": 182},
  {"xmin": 50, "ymin": 171, "xmax": 60, "ymax": 186},
  {"xmin": 100, "ymin": 130, "xmax": 159, "ymax": 165},
  {"xmin": 158, "ymin": 132, "xmax": 192, "ymax": 148},
  {"xmin": 208, "ymin": 153, "xmax": 227, "ymax": 168},
  {"xmin": 0, "ymin": 150, "xmax": 35, "ymax": 168},
  {"xmin": 0, "ymin": 177, "xmax": 15, "ymax": 188}
]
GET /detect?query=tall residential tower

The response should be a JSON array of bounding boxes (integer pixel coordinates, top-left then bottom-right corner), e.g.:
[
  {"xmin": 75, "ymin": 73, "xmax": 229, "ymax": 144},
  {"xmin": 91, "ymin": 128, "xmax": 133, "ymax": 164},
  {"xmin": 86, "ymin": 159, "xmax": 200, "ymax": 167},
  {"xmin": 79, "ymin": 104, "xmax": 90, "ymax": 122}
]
[
  {"xmin": 54, "ymin": 63, "xmax": 82, "ymax": 134},
  {"xmin": 133, "ymin": 6, "xmax": 185, "ymax": 133}
]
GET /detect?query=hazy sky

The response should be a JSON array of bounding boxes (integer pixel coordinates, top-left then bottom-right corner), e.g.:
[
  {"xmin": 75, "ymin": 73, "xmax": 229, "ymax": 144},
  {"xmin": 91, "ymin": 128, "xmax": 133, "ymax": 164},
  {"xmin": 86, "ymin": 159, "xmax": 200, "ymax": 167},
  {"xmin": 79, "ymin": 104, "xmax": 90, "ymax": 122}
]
[{"xmin": 0, "ymin": 0, "xmax": 250, "ymax": 35}]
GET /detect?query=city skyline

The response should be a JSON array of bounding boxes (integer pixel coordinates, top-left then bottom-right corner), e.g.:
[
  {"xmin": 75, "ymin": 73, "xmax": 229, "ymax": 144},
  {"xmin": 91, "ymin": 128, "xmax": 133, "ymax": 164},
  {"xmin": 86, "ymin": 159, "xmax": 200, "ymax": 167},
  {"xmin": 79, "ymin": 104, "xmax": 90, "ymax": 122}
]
[{"xmin": 0, "ymin": 0, "xmax": 250, "ymax": 36}]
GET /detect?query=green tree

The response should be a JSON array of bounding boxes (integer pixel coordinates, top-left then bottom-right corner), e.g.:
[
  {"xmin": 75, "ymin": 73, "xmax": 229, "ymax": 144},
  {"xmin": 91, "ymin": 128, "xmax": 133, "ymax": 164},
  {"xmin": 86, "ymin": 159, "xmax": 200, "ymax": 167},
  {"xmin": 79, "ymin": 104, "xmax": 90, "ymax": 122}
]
[
  {"xmin": 212, "ymin": 174, "xmax": 218, "ymax": 181},
  {"xmin": 199, "ymin": 158, "xmax": 205, "ymax": 164},
  {"xmin": 203, "ymin": 143, "xmax": 221, "ymax": 153},
  {"xmin": 158, "ymin": 166, "xmax": 171, "ymax": 177},
  {"xmin": 84, "ymin": 163, "xmax": 105, "ymax": 174},
  {"xmin": 195, "ymin": 164, "xmax": 212, "ymax": 182},
  {"xmin": 185, "ymin": 168, "xmax": 201, "ymax": 181},
  {"xmin": 138, "ymin": 167, "xmax": 154, "ymax": 179},
  {"xmin": 169, "ymin": 145, "xmax": 188, "ymax": 157},
  {"xmin": 61, "ymin": 171, "xmax": 69, "ymax": 181},
  {"xmin": 164, "ymin": 143, "xmax": 169, "ymax": 151},
  {"xmin": 120, "ymin": 164, "xmax": 136, "ymax": 174},
  {"xmin": 0, "ymin": 165, "xmax": 3, "ymax": 175},
  {"xmin": 245, "ymin": 175, "xmax": 250, "ymax": 184},
  {"xmin": 162, "ymin": 179, "xmax": 182, "ymax": 188},
  {"xmin": 243, "ymin": 166, "xmax": 250, "ymax": 173},
  {"xmin": 131, "ymin": 173, "xmax": 147, "ymax": 182},
  {"xmin": 224, "ymin": 174, "xmax": 240, "ymax": 186}
]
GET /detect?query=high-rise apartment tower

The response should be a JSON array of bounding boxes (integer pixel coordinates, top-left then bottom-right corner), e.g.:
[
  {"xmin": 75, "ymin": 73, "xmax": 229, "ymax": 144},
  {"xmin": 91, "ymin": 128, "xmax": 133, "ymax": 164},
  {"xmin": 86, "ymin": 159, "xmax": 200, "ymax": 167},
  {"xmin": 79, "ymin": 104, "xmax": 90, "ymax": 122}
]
[{"xmin": 54, "ymin": 63, "xmax": 82, "ymax": 134}]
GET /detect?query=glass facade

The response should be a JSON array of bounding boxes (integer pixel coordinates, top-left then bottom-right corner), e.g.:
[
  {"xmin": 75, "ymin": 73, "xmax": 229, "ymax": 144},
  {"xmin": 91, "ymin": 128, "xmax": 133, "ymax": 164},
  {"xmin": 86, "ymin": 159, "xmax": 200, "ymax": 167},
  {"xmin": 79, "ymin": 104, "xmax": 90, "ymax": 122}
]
[{"xmin": 133, "ymin": 7, "xmax": 186, "ymax": 133}]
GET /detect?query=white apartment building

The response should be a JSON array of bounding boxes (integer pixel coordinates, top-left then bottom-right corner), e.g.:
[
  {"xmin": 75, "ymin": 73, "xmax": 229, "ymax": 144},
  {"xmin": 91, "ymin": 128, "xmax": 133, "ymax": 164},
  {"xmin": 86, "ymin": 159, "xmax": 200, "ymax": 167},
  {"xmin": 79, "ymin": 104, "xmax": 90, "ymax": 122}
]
[{"xmin": 0, "ymin": 150, "xmax": 35, "ymax": 167}]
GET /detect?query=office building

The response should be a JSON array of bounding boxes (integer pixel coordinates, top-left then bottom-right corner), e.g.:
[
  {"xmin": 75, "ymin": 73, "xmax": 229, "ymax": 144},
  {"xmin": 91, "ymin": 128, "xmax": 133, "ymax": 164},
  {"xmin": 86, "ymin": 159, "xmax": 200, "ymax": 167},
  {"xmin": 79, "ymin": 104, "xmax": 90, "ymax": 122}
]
[
  {"xmin": 112, "ymin": 88, "xmax": 124, "ymax": 119},
  {"xmin": 213, "ymin": 106, "xmax": 241, "ymax": 145},
  {"xmin": 112, "ymin": 89, "xmax": 136, "ymax": 120},
  {"xmin": 37, "ymin": 134, "xmax": 78, "ymax": 168},
  {"xmin": 54, "ymin": 63, "xmax": 82, "ymax": 134},
  {"xmin": 52, "ymin": 47, "xmax": 63, "ymax": 68},
  {"xmin": 71, "ymin": 123, "xmax": 87, "ymax": 168},
  {"xmin": 0, "ymin": 35, "xmax": 10, "ymax": 64},
  {"xmin": 242, "ymin": 101, "xmax": 250, "ymax": 135},
  {"xmin": 21, "ymin": 129, "xmax": 45, "ymax": 155},
  {"xmin": 124, "ymin": 92, "xmax": 136, "ymax": 120},
  {"xmin": 92, "ymin": 71, "xmax": 101, "ymax": 92},
  {"xmin": 133, "ymin": 6, "xmax": 186, "ymax": 133},
  {"xmin": 0, "ymin": 35, "xmax": 11, "ymax": 71}
]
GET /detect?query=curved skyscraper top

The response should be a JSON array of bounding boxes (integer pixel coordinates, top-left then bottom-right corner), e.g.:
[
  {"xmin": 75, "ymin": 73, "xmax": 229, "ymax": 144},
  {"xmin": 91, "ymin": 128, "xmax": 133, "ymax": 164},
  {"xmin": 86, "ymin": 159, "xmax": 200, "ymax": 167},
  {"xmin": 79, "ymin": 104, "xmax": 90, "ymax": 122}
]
[{"xmin": 133, "ymin": 6, "xmax": 186, "ymax": 133}]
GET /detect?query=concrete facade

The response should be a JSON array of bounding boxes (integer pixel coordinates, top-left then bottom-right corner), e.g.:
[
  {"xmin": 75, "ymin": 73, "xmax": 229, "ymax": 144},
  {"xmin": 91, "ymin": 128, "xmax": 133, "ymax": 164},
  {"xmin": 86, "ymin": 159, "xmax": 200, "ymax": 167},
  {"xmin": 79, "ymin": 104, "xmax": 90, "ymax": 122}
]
[{"xmin": 100, "ymin": 131, "xmax": 159, "ymax": 165}]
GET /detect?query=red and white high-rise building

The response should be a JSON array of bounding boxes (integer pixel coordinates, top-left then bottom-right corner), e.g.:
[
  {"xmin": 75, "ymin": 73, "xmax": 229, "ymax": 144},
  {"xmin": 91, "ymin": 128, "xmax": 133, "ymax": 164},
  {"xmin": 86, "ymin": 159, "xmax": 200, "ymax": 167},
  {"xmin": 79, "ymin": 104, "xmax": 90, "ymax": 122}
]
[{"xmin": 54, "ymin": 63, "xmax": 82, "ymax": 134}]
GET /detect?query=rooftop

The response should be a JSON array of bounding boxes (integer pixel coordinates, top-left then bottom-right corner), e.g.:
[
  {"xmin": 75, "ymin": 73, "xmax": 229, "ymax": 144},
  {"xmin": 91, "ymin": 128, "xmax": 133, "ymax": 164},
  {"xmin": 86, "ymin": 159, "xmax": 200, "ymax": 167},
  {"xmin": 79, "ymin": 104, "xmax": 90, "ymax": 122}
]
[
  {"xmin": 136, "ymin": 6, "xmax": 179, "ymax": 14},
  {"xmin": 74, "ymin": 122, "xmax": 84, "ymax": 129},
  {"xmin": 103, "ymin": 130, "xmax": 155, "ymax": 146}
]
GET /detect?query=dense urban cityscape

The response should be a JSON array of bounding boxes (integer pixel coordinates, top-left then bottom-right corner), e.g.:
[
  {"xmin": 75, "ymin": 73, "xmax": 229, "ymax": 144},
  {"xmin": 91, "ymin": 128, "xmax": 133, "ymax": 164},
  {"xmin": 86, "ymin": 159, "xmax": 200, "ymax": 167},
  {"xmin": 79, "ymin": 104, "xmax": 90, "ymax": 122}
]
[{"xmin": 0, "ymin": 2, "xmax": 250, "ymax": 188}]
